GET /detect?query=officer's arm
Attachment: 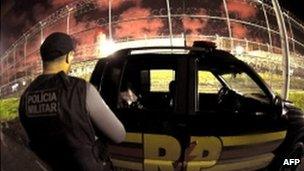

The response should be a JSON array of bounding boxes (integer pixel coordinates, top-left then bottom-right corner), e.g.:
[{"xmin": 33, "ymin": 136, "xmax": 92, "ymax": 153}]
[{"xmin": 86, "ymin": 83, "xmax": 126, "ymax": 143}]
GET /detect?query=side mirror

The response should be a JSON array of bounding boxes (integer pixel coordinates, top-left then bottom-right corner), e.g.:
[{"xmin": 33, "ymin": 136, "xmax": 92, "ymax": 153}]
[
  {"xmin": 273, "ymin": 95, "xmax": 282, "ymax": 105},
  {"xmin": 273, "ymin": 95, "xmax": 286, "ymax": 119}
]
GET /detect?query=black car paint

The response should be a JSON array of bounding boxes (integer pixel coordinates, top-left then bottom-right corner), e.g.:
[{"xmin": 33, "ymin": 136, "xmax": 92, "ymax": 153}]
[{"xmin": 90, "ymin": 47, "xmax": 304, "ymax": 170}]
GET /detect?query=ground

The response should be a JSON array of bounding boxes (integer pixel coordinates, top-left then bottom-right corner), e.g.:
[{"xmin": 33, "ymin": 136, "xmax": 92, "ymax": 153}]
[{"xmin": 1, "ymin": 119, "xmax": 50, "ymax": 171}]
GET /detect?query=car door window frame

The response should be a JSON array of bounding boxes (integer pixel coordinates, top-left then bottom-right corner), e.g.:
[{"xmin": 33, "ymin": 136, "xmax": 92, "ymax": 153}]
[{"xmin": 101, "ymin": 59, "xmax": 126, "ymax": 108}]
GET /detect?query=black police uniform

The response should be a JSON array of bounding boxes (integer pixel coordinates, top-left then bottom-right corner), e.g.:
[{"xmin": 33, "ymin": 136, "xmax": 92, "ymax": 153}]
[{"xmin": 19, "ymin": 71, "xmax": 109, "ymax": 171}]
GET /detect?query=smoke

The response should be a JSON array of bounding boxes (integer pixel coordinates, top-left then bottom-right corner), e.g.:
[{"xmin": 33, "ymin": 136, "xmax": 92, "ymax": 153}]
[
  {"xmin": 49, "ymin": 0, "xmax": 74, "ymax": 8},
  {"xmin": 4, "ymin": 12, "xmax": 27, "ymax": 28},
  {"xmin": 95, "ymin": 0, "xmax": 141, "ymax": 9},
  {"xmin": 114, "ymin": 6, "xmax": 164, "ymax": 39},
  {"xmin": 182, "ymin": 18, "xmax": 208, "ymax": 35},
  {"xmin": 2, "ymin": 10, "xmax": 30, "ymax": 53},
  {"xmin": 231, "ymin": 22, "xmax": 247, "ymax": 38},
  {"xmin": 1, "ymin": 0, "xmax": 146, "ymax": 54},
  {"xmin": 73, "ymin": 27, "xmax": 106, "ymax": 60},
  {"xmin": 226, "ymin": 0, "xmax": 257, "ymax": 19},
  {"xmin": 1, "ymin": 0, "xmax": 75, "ymax": 55},
  {"xmin": 68, "ymin": 15, "xmax": 107, "ymax": 53},
  {"xmin": 74, "ymin": 25, "xmax": 106, "ymax": 45},
  {"xmin": 1, "ymin": 0, "xmax": 259, "ymax": 55},
  {"xmin": 182, "ymin": 9, "xmax": 208, "ymax": 35}
]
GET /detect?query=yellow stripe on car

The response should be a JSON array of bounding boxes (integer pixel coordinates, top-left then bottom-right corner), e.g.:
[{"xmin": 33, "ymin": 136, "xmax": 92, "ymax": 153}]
[
  {"xmin": 113, "ymin": 131, "xmax": 287, "ymax": 170},
  {"xmin": 220, "ymin": 131, "xmax": 287, "ymax": 147},
  {"xmin": 125, "ymin": 132, "xmax": 143, "ymax": 143}
]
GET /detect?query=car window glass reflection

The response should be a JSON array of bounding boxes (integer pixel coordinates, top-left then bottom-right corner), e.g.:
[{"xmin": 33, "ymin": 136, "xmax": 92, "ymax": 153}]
[{"xmin": 221, "ymin": 72, "xmax": 266, "ymax": 97}]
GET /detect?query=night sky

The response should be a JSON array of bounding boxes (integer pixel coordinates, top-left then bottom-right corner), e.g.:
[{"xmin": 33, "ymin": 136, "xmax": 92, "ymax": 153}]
[
  {"xmin": 1, "ymin": 0, "xmax": 303, "ymax": 55},
  {"xmin": 279, "ymin": 0, "xmax": 304, "ymax": 21}
]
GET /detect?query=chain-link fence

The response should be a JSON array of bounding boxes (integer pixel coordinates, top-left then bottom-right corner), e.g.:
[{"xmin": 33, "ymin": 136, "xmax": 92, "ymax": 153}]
[{"xmin": 0, "ymin": 0, "xmax": 303, "ymax": 99}]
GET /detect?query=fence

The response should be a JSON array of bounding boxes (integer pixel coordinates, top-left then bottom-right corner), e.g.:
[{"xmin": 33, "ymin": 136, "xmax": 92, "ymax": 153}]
[{"xmin": 0, "ymin": 0, "xmax": 303, "ymax": 98}]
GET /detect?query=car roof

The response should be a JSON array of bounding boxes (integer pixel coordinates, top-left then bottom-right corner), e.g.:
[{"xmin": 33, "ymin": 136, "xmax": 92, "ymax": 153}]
[
  {"xmin": 111, "ymin": 46, "xmax": 237, "ymax": 60},
  {"xmin": 109, "ymin": 46, "xmax": 240, "ymax": 64}
]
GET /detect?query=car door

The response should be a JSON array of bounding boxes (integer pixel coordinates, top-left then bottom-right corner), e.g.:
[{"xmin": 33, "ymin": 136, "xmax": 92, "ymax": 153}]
[
  {"xmin": 183, "ymin": 56, "xmax": 288, "ymax": 171},
  {"xmin": 91, "ymin": 57, "xmax": 145, "ymax": 170},
  {"xmin": 90, "ymin": 58, "xmax": 109, "ymax": 91},
  {"xmin": 127, "ymin": 55, "xmax": 188, "ymax": 171}
]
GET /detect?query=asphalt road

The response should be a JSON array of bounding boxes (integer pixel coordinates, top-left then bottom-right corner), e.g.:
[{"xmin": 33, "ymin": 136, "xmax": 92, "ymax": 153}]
[{"xmin": 1, "ymin": 121, "xmax": 49, "ymax": 171}]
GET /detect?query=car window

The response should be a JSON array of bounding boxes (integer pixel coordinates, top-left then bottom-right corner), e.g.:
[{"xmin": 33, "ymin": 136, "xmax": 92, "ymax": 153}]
[
  {"xmin": 198, "ymin": 71, "xmax": 222, "ymax": 94},
  {"xmin": 221, "ymin": 72, "xmax": 266, "ymax": 97},
  {"xmin": 101, "ymin": 61, "xmax": 123, "ymax": 107},
  {"xmin": 117, "ymin": 58, "xmax": 177, "ymax": 111},
  {"xmin": 90, "ymin": 58, "xmax": 107, "ymax": 90},
  {"xmin": 197, "ymin": 70, "xmax": 223, "ymax": 111},
  {"xmin": 150, "ymin": 70, "xmax": 175, "ymax": 92}
]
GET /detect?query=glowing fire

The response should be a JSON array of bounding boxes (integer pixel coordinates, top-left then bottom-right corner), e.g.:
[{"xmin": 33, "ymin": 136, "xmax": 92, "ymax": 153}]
[{"xmin": 97, "ymin": 33, "xmax": 117, "ymax": 57}]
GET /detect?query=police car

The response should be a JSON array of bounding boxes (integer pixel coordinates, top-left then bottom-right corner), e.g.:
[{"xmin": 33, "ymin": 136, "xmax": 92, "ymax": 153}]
[{"xmin": 90, "ymin": 42, "xmax": 304, "ymax": 171}]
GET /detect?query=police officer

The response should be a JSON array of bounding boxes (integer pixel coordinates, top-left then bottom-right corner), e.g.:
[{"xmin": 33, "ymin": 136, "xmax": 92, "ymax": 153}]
[{"xmin": 19, "ymin": 32, "xmax": 126, "ymax": 171}]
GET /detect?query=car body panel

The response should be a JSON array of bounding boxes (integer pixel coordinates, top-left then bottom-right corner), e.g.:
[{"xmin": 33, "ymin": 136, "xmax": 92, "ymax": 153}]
[
  {"xmin": 90, "ymin": 46, "xmax": 303, "ymax": 171},
  {"xmin": 108, "ymin": 130, "xmax": 286, "ymax": 170}
]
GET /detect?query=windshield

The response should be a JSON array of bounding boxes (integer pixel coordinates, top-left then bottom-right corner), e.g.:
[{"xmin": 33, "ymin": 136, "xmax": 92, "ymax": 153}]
[
  {"xmin": 197, "ymin": 52, "xmax": 268, "ymax": 99},
  {"xmin": 221, "ymin": 72, "xmax": 266, "ymax": 97}
]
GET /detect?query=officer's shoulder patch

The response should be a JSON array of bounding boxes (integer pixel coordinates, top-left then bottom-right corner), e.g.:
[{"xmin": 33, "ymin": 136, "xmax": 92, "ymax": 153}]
[{"xmin": 25, "ymin": 89, "xmax": 59, "ymax": 117}]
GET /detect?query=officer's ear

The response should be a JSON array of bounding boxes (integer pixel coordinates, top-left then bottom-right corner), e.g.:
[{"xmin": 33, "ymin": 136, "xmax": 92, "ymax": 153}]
[{"xmin": 66, "ymin": 51, "xmax": 74, "ymax": 64}]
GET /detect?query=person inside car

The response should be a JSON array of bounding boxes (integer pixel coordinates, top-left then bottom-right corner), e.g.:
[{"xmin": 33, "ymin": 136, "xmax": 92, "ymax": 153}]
[{"xmin": 168, "ymin": 80, "xmax": 176, "ymax": 107}]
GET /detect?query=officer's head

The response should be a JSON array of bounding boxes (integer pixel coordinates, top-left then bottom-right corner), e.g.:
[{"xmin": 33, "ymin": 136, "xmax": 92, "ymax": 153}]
[{"xmin": 40, "ymin": 32, "xmax": 75, "ymax": 74}]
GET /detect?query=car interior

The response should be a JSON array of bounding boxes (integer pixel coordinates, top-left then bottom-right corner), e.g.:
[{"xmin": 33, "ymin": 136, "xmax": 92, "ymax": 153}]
[
  {"xmin": 94, "ymin": 51, "xmax": 272, "ymax": 116},
  {"xmin": 118, "ymin": 70, "xmax": 177, "ymax": 110}
]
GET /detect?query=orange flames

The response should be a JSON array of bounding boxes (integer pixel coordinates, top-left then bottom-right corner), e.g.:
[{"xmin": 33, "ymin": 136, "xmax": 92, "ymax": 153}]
[
  {"xmin": 231, "ymin": 22, "xmax": 248, "ymax": 39},
  {"xmin": 226, "ymin": 0, "xmax": 257, "ymax": 19},
  {"xmin": 114, "ymin": 6, "xmax": 164, "ymax": 39},
  {"xmin": 182, "ymin": 9, "xmax": 208, "ymax": 35}
]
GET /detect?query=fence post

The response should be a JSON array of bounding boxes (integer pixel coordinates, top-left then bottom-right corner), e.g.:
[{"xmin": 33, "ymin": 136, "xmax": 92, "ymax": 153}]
[
  {"xmin": 166, "ymin": 0, "xmax": 173, "ymax": 46},
  {"xmin": 272, "ymin": 0, "xmax": 290, "ymax": 99},
  {"xmin": 222, "ymin": 0, "xmax": 233, "ymax": 50},
  {"xmin": 66, "ymin": 5, "xmax": 71, "ymax": 34},
  {"xmin": 108, "ymin": 0, "xmax": 112, "ymax": 40}
]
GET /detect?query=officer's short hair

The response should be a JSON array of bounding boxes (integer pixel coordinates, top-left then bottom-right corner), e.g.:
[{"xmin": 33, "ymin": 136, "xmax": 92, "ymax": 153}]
[{"xmin": 40, "ymin": 32, "xmax": 75, "ymax": 62}]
